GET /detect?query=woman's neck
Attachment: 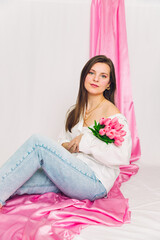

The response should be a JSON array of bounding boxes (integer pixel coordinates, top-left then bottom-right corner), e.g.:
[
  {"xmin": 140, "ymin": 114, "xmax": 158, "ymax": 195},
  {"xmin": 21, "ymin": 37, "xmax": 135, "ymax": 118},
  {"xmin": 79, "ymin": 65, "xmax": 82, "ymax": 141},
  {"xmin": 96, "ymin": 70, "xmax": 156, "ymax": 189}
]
[{"xmin": 86, "ymin": 94, "xmax": 105, "ymax": 111}]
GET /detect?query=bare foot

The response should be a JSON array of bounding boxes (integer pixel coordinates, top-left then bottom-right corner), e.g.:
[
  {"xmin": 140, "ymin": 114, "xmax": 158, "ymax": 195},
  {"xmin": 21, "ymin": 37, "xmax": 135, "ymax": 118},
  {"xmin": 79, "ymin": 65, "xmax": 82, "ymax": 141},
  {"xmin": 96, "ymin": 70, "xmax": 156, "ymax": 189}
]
[{"xmin": 0, "ymin": 203, "xmax": 2, "ymax": 209}]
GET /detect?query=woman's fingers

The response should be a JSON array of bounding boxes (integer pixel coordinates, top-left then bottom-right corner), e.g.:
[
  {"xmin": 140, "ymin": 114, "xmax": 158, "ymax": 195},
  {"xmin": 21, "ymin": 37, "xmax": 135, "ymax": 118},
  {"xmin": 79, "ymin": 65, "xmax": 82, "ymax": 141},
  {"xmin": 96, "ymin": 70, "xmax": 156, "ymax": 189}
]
[
  {"xmin": 71, "ymin": 143, "xmax": 77, "ymax": 153},
  {"xmin": 70, "ymin": 143, "xmax": 78, "ymax": 153},
  {"xmin": 62, "ymin": 142, "xmax": 70, "ymax": 150},
  {"xmin": 68, "ymin": 140, "xmax": 77, "ymax": 149},
  {"xmin": 67, "ymin": 134, "xmax": 83, "ymax": 153},
  {"xmin": 68, "ymin": 141, "xmax": 78, "ymax": 153},
  {"xmin": 62, "ymin": 142, "xmax": 78, "ymax": 153}
]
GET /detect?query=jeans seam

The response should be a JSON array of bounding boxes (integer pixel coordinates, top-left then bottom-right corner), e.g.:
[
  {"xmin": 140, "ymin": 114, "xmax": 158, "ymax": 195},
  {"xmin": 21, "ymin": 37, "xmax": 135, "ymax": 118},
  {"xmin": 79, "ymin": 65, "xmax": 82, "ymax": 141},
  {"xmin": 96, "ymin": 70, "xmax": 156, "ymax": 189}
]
[
  {"xmin": 92, "ymin": 189, "xmax": 107, "ymax": 200},
  {"xmin": 19, "ymin": 184, "xmax": 55, "ymax": 188},
  {"xmin": 1, "ymin": 144, "xmax": 100, "ymax": 183},
  {"xmin": 1, "ymin": 146, "xmax": 37, "ymax": 181}
]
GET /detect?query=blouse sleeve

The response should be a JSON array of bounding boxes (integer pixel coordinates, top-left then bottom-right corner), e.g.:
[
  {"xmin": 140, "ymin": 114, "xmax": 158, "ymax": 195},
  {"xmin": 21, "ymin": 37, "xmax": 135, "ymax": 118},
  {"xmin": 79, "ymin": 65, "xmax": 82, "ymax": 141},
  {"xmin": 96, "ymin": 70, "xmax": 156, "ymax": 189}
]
[
  {"xmin": 79, "ymin": 116, "xmax": 132, "ymax": 167},
  {"xmin": 57, "ymin": 126, "xmax": 72, "ymax": 145}
]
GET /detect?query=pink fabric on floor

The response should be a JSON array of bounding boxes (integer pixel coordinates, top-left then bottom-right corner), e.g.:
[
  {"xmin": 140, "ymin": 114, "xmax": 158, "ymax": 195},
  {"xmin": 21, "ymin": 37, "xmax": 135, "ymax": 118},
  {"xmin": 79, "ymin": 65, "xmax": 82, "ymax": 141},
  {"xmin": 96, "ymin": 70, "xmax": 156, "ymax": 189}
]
[
  {"xmin": 90, "ymin": 0, "xmax": 141, "ymax": 224},
  {"xmin": 0, "ymin": 192, "xmax": 130, "ymax": 240}
]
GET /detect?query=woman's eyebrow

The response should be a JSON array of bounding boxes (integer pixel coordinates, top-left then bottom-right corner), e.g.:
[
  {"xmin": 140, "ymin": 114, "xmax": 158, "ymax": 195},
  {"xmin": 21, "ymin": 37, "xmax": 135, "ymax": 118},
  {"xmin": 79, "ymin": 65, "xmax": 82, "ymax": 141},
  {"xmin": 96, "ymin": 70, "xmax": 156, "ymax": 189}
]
[
  {"xmin": 90, "ymin": 69, "xmax": 108, "ymax": 75},
  {"xmin": 101, "ymin": 72, "xmax": 108, "ymax": 75}
]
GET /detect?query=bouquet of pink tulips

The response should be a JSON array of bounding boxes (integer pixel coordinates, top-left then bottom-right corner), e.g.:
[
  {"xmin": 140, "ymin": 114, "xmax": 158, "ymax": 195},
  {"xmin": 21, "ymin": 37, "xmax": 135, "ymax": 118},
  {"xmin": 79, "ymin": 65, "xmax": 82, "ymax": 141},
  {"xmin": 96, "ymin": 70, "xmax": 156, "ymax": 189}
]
[{"xmin": 88, "ymin": 117, "xmax": 126, "ymax": 146}]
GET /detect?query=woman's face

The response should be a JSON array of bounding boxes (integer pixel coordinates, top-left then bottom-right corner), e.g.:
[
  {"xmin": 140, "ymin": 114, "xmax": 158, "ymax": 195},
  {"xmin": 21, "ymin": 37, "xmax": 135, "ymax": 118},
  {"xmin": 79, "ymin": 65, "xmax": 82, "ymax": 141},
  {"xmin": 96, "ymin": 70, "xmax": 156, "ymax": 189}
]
[{"xmin": 84, "ymin": 62, "xmax": 111, "ymax": 96}]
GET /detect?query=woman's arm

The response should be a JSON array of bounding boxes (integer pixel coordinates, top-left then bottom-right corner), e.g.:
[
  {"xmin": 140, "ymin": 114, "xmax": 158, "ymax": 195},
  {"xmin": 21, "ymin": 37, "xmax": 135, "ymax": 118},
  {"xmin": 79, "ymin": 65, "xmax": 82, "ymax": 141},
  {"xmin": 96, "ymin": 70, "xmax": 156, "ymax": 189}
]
[{"xmin": 58, "ymin": 125, "xmax": 83, "ymax": 153}]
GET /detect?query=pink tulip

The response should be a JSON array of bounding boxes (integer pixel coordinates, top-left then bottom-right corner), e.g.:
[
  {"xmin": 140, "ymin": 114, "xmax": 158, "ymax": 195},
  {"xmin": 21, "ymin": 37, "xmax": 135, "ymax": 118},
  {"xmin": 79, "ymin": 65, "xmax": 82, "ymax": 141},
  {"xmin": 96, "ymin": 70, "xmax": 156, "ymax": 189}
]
[
  {"xmin": 114, "ymin": 139, "xmax": 123, "ymax": 146},
  {"xmin": 106, "ymin": 129, "xmax": 116, "ymax": 139},
  {"xmin": 107, "ymin": 117, "xmax": 118, "ymax": 129},
  {"xmin": 119, "ymin": 130, "xmax": 126, "ymax": 137},
  {"xmin": 114, "ymin": 132, "xmax": 120, "ymax": 139},
  {"xmin": 99, "ymin": 118, "xmax": 105, "ymax": 125},
  {"xmin": 110, "ymin": 117, "xmax": 119, "ymax": 128},
  {"xmin": 104, "ymin": 125, "xmax": 111, "ymax": 132},
  {"xmin": 99, "ymin": 117, "xmax": 111, "ymax": 126},
  {"xmin": 114, "ymin": 123, "xmax": 124, "ymax": 131},
  {"xmin": 99, "ymin": 128, "xmax": 106, "ymax": 136},
  {"xmin": 96, "ymin": 117, "xmax": 127, "ymax": 146},
  {"xmin": 117, "ymin": 136, "xmax": 124, "ymax": 142},
  {"xmin": 104, "ymin": 118, "xmax": 111, "ymax": 125}
]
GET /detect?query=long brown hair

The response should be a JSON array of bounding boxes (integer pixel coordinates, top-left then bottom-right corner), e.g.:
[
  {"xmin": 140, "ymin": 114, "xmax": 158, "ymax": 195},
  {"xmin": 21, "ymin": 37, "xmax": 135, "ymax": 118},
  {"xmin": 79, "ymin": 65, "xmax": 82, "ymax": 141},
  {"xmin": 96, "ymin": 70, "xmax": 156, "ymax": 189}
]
[{"xmin": 65, "ymin": 55, "xmax": 116, "ymax": 132}]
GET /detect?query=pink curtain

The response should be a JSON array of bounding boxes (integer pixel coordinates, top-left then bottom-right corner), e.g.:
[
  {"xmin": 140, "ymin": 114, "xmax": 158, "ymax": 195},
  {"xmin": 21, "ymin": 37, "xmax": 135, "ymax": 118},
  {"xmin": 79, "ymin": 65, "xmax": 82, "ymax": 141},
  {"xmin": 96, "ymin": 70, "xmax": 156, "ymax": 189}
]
[
  {"xmin": 90, "ymin": 0, "xmax": 141, "ymax": 174},
  {"xmin": 90, "ymin": 0, "xmax": 141, "ymax": 226}
]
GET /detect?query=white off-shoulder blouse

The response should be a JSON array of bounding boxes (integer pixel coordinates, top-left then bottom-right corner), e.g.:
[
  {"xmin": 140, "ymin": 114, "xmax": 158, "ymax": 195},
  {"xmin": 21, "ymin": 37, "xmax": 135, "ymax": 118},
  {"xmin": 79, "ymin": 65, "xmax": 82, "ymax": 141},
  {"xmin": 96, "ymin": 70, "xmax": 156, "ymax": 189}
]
[{"xmin": 57, "ymin": 113, "xmax": 132, "ymax": 193}]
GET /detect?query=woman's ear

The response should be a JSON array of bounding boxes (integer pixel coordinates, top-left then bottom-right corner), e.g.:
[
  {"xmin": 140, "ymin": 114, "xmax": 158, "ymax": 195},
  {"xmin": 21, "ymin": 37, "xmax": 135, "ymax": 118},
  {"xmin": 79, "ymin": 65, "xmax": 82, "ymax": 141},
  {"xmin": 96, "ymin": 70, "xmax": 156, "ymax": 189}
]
[{"xmin": 106, "ymin": 83, "xmax": 110, "ymax": 90}]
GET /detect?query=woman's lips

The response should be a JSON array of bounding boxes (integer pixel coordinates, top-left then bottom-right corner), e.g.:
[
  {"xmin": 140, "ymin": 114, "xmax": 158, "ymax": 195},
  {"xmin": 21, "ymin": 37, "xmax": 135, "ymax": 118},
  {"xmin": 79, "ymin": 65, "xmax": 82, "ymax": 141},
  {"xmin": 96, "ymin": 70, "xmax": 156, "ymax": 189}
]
[{"xmin": 90, "ymin": 84, "xmax": 99, "ymax": 88}]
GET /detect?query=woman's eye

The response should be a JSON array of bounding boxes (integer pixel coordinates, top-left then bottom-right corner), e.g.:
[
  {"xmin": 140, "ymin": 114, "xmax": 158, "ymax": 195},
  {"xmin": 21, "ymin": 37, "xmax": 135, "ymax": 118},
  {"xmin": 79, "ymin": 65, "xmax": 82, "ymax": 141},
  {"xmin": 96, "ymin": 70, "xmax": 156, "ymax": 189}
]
[
  {"xmin": 101, "ymin": 75, "xmax": 107, "ymax": 78},
  {"xmin": 88, "ymin": 71, "xmax": 94, "ymax": 75}
]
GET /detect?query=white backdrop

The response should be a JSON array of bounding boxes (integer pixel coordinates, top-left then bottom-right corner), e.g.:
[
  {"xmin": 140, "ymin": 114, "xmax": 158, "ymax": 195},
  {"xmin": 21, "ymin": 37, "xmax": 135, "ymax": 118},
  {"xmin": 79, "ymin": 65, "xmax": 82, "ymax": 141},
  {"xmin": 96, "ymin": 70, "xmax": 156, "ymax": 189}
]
[
  {"xmin": 0, "ymin": 0, "xmax": 160, "ymax": 167},
  {"xmin": 125, "ymin": 0, "xmax": 160, "ymax": 166}
]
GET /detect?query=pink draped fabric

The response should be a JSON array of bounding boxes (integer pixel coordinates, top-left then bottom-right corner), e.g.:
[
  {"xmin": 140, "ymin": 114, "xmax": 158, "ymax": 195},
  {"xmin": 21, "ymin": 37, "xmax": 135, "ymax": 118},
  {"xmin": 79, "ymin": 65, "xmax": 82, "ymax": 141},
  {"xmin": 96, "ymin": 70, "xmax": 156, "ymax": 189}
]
[
  {"xmin": 90, "ymin": 0, "xmax": 141, "ymax": 165},
  {"xmin": 90, "ymin": 0, "xmax": 141, "ymax": 222},
  {"xmin": 0, "ymin": 1, "xmax": 141, "ymax": 239}
]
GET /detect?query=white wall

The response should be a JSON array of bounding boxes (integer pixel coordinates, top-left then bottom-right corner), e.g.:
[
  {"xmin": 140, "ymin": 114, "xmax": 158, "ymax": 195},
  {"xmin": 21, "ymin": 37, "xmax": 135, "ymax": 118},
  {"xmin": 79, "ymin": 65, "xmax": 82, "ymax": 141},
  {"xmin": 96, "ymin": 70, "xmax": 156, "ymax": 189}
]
[
  {"xmin": 125, "ymin": 0, "xmax": 160, "ymax": 166},
  {"xmin": 0, "ymin": 0, "xmax": 159, "ymax": 167},
  {"xmin": 0, "ymin": 0, "xmax": 91, "ymax": 167}
]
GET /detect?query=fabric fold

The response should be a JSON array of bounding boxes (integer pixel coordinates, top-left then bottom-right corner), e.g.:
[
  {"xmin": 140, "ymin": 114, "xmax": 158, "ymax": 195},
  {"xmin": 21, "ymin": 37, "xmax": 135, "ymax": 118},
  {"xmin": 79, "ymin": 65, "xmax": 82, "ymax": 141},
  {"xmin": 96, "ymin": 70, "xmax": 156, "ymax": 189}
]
[{"xmin": 0, "ymin": 192, "xmax": 131, "ymax": 240}]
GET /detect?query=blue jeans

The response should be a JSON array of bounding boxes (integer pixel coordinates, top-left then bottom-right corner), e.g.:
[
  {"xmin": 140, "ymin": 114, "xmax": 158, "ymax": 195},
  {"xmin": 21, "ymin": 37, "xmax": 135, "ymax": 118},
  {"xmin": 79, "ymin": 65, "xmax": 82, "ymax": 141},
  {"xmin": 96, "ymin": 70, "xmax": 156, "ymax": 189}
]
[{"xmin": 0, "ymin": 134, "xmax": 107, "ymax": 206}]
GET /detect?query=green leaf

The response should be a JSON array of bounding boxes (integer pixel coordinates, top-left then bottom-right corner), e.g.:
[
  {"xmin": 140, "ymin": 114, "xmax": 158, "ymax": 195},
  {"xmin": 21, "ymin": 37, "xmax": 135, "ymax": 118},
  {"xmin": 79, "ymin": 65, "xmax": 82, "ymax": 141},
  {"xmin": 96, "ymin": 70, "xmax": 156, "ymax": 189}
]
[
  {"xmin": 88, "ymin": 120, "xmax": 115, "ymax": 145},
  {"xmin": 88, "ymin": 127, "xmax": 114, "ymax": 145}
]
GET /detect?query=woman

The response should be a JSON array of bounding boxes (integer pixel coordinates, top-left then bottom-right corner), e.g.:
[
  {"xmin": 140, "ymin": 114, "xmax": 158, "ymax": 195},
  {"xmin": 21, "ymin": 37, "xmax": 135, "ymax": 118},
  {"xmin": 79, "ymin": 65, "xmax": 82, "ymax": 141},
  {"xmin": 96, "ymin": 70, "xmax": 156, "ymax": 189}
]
[{"xmin": 0, "ymin": 55, "xmax": 132, "ymax": 208}]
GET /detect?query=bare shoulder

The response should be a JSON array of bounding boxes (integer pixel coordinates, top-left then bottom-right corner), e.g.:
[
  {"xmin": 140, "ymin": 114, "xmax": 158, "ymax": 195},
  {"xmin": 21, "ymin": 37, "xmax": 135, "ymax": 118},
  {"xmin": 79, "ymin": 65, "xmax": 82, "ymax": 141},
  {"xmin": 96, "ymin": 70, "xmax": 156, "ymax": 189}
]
[{"xmin": 102, "ymin": 100, "xmax": 121, "ymax": 117}]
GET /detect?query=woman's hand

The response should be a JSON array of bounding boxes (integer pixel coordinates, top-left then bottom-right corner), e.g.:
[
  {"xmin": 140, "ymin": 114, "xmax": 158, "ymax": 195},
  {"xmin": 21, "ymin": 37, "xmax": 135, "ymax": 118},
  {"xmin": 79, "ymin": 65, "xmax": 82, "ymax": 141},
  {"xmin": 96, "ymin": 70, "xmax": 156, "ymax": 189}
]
[{"xmin": 62, "ymin": 134, "xmax": 83, "ymax": 153}]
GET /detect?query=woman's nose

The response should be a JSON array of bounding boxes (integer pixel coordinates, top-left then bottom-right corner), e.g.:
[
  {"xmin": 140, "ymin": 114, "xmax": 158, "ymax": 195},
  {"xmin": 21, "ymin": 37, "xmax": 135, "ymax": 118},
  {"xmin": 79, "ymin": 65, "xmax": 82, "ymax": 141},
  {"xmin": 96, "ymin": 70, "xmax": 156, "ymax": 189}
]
[{"xmin": 93, "ymin": 75, "xmax": 99, "ymax": 81}]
